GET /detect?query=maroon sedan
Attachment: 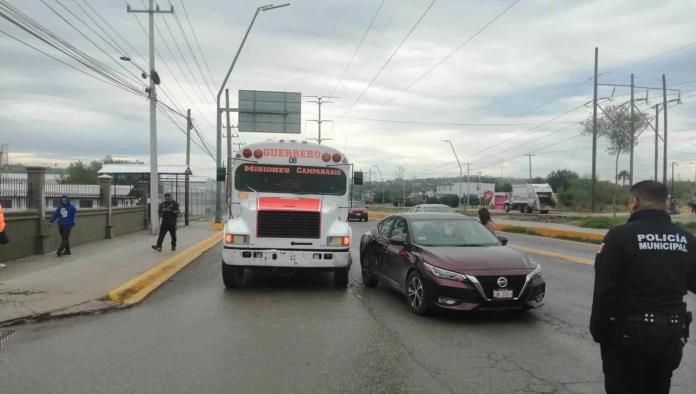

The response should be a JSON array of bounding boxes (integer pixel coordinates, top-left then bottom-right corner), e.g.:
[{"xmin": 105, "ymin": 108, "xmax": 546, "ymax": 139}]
[
  {"xmin": 348, "ymin": 202, "xmax": 368, "ymax": 222},
  {"xmin": 359, "ymin": 213, "xmax": 545, "ymax": 315}
]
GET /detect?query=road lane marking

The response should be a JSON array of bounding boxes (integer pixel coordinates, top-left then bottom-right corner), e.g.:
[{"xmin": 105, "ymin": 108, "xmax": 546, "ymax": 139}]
[{"xmin": 512, "ymin": 245, "xmax": 594, "ymax": 266}]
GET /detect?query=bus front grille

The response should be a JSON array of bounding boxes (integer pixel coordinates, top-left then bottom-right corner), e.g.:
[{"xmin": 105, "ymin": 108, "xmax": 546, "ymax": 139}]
[{"xmin": 257, "ymin": 211, "xmax": 321, "ymax": 239}]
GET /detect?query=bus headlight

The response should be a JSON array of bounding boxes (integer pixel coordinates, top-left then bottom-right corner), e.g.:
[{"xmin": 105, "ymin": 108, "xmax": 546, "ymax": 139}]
[
  {"xmin": 225, "ymin": 234, "xmax": 249, "ymax": 245},
  {"xmin": 328, "ymin": 236, "xmax": 350, "ymax": 247}
]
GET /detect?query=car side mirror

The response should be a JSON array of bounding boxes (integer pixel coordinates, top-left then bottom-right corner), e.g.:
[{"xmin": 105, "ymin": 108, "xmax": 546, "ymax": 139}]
[
  {"xmin": 389, "ymin": 235, "xmax": 404, "ymax": 246},
  {"xmin": 497, "ymin": 235, "xmax": 508, "ymax": 246}
]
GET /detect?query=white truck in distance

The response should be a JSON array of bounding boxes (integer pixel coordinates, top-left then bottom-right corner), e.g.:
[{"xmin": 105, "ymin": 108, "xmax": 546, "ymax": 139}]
[
  {"xmin": 504, "ymin": 184, "xmax": 557, "ymax": 214},
  {"xmin": 222, "ymin": 140, "xmax": 354, "ymax": 288}
]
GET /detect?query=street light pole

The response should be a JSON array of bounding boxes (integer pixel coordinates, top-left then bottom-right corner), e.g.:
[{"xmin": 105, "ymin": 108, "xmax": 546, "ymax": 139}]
[
  {"xmin": 214, "ymin": 3, "xmax": 290, "ymax": 224},
  {"xmin": 442, "ymin": 140, "xmax": 463, "ymax": 211}
]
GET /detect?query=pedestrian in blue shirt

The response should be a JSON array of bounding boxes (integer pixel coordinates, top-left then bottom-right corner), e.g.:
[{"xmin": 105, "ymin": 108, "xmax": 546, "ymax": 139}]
[{"xmin": 50, "ymin": 195, "xmax": 77, "ymax": 257}]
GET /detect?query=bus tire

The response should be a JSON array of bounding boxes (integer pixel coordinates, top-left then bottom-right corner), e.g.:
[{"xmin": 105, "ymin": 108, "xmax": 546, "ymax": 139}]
[
  {"xmin": 334, "ymin": 267, "xmax": 349, "ymax": 288},
  {"xmin": 222, "ymin": 263, "xmax": 245, "ymax": 288}
]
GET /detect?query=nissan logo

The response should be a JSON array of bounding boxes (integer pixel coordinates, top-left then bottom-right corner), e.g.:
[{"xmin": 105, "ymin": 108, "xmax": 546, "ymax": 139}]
[{"xmin": 497, "ymin": 276, "xmax": 508, "ymax": 288}]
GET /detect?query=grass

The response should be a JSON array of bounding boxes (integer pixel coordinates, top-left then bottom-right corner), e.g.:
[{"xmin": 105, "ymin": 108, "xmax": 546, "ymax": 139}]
[
  {"xmin": 500, "ymin": 226, "xmax": 602, "ymax": 244},
  {"xmin": 576, "ymin": 217, "xmax": 625, "ymax": 229},
  {"xmin": 675, "ymin": 222, "xmax": 696, "ymax": 232}
]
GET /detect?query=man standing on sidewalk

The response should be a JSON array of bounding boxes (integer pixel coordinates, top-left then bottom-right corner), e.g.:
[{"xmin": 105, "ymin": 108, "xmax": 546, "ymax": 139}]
[
  {"xmin": 152, "ymin": 192, "xmax": 179, "ymax": 252},
  {"xmin": 50, "ymin": 195, "xmax": 77, "ymax": 257},
  {"xmin": 591, "ymin": 181, "xmax": 694, "ymax": 393}
]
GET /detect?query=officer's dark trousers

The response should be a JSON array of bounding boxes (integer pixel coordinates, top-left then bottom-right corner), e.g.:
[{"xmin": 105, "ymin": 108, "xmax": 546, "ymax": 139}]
[
  {"xmin": 601, "ymin": 324, "xmax": 684, "ymax": 394},
  {"xmin": 156, "ymin": 221, "xmax": 177, "ymax": 249},
  {"xmin": 58, "ymin": 225, "xmax": 72, "ymax": 254}
]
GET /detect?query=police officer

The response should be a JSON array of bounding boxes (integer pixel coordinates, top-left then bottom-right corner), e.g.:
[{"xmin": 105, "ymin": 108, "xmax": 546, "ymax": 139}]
[
  {"xmin": 591, "ymin": 180, "xmax": 695, "ymax": 393},
  {"xmin": 151, "ymin": 193, "xmax": 179, "ymax": 252}
]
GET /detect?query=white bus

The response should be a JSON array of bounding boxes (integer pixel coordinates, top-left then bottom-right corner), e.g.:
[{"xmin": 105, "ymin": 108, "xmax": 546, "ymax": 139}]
[{"xmin": 222, "ymin": 140, "xmax": 354, "ymax": 288}]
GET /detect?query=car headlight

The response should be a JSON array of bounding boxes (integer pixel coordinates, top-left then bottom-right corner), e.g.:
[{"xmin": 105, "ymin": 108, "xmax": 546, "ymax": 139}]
[
  {"xmin": 528, "ymin": 264, "xmax": 542, "ymax": 280},
  {"xmin": 225, "ymin": 234, "xmax": 249, "ymax": 244},
  {"xmin": 422, "ymin": 261, "xmax": 466, "ymax": 282},
  {"xmin": 328, "ymin": 236, "xmax": 350, "ymax": 247}
]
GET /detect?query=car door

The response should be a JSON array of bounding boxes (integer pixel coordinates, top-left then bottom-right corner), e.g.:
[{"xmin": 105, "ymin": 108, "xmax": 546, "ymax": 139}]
[
  {"xmin": 384, "ymin": 217, "xmax": 412, "ymax": 288},
  {"xmin": 372, "ymin": 217, "xmax": 396, "ymax": 276}
]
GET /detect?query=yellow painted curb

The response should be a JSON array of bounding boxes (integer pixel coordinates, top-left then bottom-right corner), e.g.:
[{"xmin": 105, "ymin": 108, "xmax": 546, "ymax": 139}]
[
  {"xmin": 512, "ymin": 245, "xmax": 595, "ymax": 266},
  {"xmin": 497, "ymin": 223, "xmax": 605, "ymax": 243},
  {"xmin": 107, "ymin": 232, "xmax": 222, "ymax": 305},
  {"xmin": 211, "ymin": 221, "xmax": 224, "ymax": 230},
  {"xmin": 370, "ymin": 212, "xmax": 388, "ymax": 219}
]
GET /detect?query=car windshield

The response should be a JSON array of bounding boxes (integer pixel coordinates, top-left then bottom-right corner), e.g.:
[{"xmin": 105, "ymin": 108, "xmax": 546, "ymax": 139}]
[
  {"xmin": 423, "ymin": 205, "xmax": 453, "ymax": 212},
  {"xmin": 411, "ymin": 219, "xmax": 500, "ymax": 247}
]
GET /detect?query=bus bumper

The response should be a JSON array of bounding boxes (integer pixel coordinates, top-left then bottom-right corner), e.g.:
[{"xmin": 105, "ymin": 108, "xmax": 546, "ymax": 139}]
[{"xmin": 223, "ymin": 247, "xmax": 351, "ymax": 269}]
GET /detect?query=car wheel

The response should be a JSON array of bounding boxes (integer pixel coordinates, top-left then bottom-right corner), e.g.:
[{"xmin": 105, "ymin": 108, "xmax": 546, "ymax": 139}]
[
  {"xmin": 406, "ymin": 271, "xmax": 430, "ymax": 315},
  {"xmin": 334, "ymin": 267, "xmax": 349, "ymax": 288},
  {"xmin": 361, "ymin": 253, "xmax": 378, "ymax": 287},
  {"xmin": 222, "ymin": 263, "xmax": 245, "ymax": 288}
]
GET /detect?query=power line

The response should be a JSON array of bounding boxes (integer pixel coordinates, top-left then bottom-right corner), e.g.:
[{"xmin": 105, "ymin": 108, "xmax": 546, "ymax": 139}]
[
  {"xmin": 170, "ymin": 3, "xmax": 216, "ymax": 97},
  {"xmin": 596, "ymin": 40, "xmax": 696, "ymax": 80},
  {"xmin": 328, "ymin": 0, "xmax": 386, "ymax": 98},
  {"xmin": 343, "ymin": 116, "xmax": 578, "ymax": 127},
  {"xmin": 371, "ymin": 0, "xmax": 521, "ymax": 111},
  {"xmin": 176, "ymin": 0, "xmax": 216, "ymax": 88},
  {"xmin": 336, "ymin": 0, "xmax": 437, "ymax": 123}
]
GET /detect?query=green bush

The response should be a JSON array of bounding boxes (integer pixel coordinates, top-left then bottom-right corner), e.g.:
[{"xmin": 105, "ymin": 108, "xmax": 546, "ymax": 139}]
[{"xmin": 438, "ymin": 194, "xmax": 460, "ymax": 208}]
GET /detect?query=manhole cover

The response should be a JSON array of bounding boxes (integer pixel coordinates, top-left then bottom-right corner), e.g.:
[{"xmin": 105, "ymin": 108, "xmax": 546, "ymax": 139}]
[{"xmin": 0, "ymin": 329, "xmax": 16, "ymax": 351}]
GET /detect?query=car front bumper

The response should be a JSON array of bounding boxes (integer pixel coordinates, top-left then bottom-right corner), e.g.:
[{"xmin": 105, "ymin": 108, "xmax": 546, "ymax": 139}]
[
  {"xmin": 223, "ymin": 246, "xmax": 352, "ymax": 269},
  {"xmin": 423, "ymin": 273, "xmax": 546, "ymax": 311}
]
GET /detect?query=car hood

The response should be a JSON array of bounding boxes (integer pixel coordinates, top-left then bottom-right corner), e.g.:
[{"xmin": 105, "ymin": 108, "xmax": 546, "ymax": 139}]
[{"xmin": 415, "ymin": 245, "xmax": 534, "ymax": 275}]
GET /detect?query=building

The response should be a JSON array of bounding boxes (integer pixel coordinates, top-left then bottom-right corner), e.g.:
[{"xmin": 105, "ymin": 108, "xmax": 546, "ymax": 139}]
[{"xmin": 436, "ymin": 182, "xmax": 496, "ymax": 198}]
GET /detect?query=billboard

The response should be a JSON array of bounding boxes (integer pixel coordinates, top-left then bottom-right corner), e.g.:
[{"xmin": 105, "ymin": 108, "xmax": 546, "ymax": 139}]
[{"xmin": 238, "ymin": 90, "xmax": 301, "ymax": 134}]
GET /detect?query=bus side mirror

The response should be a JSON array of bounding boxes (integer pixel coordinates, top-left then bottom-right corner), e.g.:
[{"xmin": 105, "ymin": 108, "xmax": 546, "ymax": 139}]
[
  {"xmin": 354, "ymin": 171, "xmax": 363, "ymax": 185},
  {"xmin": 497, "ymin": 235, "xmax": 508, "ymax": 246}
]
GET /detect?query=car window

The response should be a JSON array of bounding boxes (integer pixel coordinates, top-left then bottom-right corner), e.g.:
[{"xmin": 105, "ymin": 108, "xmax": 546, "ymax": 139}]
[
  {"xmin": 378, "ymin": 217, "xmax": 396, "ymax": 237},
  {"xmin": 390, "ymin": 218, "xmax": 409, "ymax": 240},
  {"xmin": 411, "ymin": 219, "xmax": 499, "ymax": 247}
]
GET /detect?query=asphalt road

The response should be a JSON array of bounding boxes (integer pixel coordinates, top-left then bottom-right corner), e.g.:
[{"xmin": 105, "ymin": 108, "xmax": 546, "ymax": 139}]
[{"xmin": 0, "ymin": 222, "xmax": 694, "ymax": 393}]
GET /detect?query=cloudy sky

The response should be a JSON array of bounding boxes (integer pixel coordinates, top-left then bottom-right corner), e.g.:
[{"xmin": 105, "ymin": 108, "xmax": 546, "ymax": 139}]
[{"xmin": 1, "ymin": 0, "xmax": 696, "ymax": 182}]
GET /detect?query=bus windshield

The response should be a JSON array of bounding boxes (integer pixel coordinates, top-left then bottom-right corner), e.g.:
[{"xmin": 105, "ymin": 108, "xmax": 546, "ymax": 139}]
[{"xmin": 234, "ymin": 163, "xmax": 347, "ymax": 196}]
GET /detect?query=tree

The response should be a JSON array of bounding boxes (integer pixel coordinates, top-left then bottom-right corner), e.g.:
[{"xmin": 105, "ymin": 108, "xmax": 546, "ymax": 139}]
[
  {"xmin": 61, "ymin": 160, "xmax": 102, "ymax": 184},
  {"xmin": 583, "ymin": 105, "xmax": 649, "ymax": 217},
  {"xmin": 546, "ymin": 169, "xmax": 578, "ymax": 192}
]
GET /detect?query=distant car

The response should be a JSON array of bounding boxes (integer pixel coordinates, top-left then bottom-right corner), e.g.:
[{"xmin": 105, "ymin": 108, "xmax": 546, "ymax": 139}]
[
  {"xmin": 348, "ymin": 202, "xmax": 368, "ymax": 222},
  {"xmin": 409, "ymin": 204, "xmax": 455, "ymax": 213},
  {"xmin": 359, "ymin": 213, "xmax": 545, "ymax": 315}
]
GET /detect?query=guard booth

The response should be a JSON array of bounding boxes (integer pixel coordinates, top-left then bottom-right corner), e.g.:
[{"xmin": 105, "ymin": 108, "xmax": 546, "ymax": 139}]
[{"xmin": 98, "ymin": 164, "xmax": 196, "ymax": 225}]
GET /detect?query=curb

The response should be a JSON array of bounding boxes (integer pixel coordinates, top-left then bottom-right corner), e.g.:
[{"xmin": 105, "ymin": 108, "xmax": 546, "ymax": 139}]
[
  {"xmin": 497, "ymin": 223, "xmax": 604, "ymax": 244},
  {"xmin": 370, "ymin": 212, "xmax": 388, "ymax": 219},
  {"xmin": 107, "ymin": 232, "xmax": 221, "ymax": 305}
]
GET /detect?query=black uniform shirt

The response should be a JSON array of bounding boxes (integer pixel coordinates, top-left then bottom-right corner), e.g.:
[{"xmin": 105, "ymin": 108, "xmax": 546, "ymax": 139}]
[
  {"xmin": 158, "ymin": 200, "xmax": 180, "ymax": 224},
  {"xmin": 590, "ymin": 209, "xmax": 696, "ymax": 342}
]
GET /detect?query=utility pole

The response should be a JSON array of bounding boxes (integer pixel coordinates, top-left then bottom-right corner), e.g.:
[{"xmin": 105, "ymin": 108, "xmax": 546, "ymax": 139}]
[
  {"xmin": 466, "ymin": 162, "xmax": 471, "ymax": 211},
  {"xmin": 524, "ymin": 153, "xmax": 535, "ymax": 182},
  {"xmin": 671, "ymin": 161, "xmax": 678, "ymax": 213},
  {"xmin": 225, "ymin": 88, "xmax": 232, "ymax": 205},
  {"xmin": 629, "ymin": 73, "xmax": 635, "ymax": 186},
  {"xmin": 305, "ymin": 96, "xmax": 335, "ymax": 145},
  {"xmin": 662, "ymin": 74, "xmax": 668, "ymax": 185},
  {"xmin": 654, "ymin": 104, "xmax": 660, "ymax": 181},
  {"xmin": 127, "ymin": 0, "xmax": 174, "ymax": 234},
  {"xmin": 591, "ymin": 47, "xmax": 598, "ymax": 212},
  {"xmin": 185, "ymin": 109, "xmax": 191, "ymax": 226}
]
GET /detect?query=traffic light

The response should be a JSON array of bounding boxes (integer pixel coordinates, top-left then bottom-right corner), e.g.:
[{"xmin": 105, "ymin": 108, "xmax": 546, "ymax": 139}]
[
  {"xmin": 217, "ymin": 167, "xmax": 226, "ymax": 182},
  {"xmin": 354, "ymin": 171, "xmax": 363, "ymax": 185}
]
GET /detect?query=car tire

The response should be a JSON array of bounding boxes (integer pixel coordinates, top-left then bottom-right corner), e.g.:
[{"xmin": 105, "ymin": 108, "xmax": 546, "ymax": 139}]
[
  {"xmin": 334, "ymin": 267, "xmax": 349, "ymax": 288},
  {"xmin": 406, "ymin": 270, "xmax": 430, "ymax": 315},
  {"xmin": 361, "ymin": 253, "xmax": 379, "ymax": 287},
  {"xmin": 222, "ymin": 263, "xmax": 245, "ymax": 288}
]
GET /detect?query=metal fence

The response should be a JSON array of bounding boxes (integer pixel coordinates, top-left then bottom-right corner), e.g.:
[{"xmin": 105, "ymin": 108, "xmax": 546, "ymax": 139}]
[{"xmin": 0, "ymin": 177, "xmax": 27, "ymax": 210}]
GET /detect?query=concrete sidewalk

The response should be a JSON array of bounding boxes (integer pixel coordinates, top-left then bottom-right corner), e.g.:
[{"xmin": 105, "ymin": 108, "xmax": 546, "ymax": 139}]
[{"xmin": 0, "ymin": 222, "xmax": 219, "ymax": 325}]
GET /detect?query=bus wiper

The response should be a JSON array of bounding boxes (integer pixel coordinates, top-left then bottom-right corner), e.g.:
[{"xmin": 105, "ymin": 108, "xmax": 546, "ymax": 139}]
[{"xmin": 247, "ymin": 186, "xmax": 258, "ymax": 193}]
